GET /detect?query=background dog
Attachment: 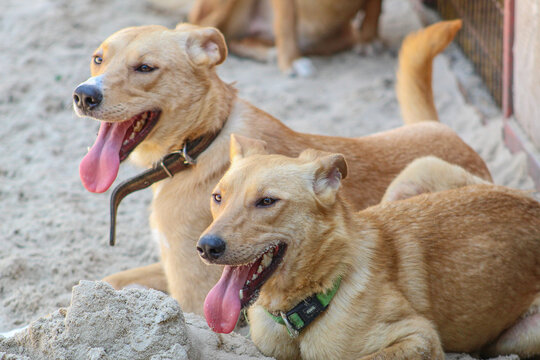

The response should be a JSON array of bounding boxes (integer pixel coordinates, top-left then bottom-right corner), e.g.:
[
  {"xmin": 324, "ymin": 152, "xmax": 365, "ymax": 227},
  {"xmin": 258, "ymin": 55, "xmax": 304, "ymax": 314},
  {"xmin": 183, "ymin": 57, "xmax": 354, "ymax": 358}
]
[
  {"xmin": 73, "ymin": 20, "xmax": 490, "ymax": 315},
  {"xmin": 200, "ymin": 134, "xmax": 540, "ymax": 359},
  {"xmin": 189, "ymin": 0, "xmax": 384, "ymax": 75}
]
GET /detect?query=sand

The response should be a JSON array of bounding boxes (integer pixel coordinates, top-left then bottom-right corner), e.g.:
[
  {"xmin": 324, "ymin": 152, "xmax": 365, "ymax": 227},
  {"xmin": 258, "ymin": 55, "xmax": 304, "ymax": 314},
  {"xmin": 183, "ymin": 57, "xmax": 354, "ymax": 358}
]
[
  {"xmin": 0, "ymin": 281, "xmax": 272, "ymax": 360},
  {"xmin": 0, "ymin": 0, "xmax": 537, "ymax": 358}
]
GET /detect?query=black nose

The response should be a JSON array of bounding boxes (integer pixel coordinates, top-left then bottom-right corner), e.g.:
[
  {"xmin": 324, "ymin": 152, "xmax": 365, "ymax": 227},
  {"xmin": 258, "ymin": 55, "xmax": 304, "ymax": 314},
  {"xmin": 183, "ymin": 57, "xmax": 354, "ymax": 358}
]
[
  {"xmin": 197, "ymin": 235, "xmax": 226, "ymax": 260},
  {"xmin": 73, "ymin": 84, "xmax": 102, "ymax": 111}
]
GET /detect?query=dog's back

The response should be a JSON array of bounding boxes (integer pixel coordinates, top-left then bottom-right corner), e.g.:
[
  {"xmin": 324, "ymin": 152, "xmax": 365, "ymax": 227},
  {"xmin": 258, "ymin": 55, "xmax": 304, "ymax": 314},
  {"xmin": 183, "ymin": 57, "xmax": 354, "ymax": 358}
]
[{"xmin": 363, "ymin": 184, "xmax": 540, "ymax": 352}]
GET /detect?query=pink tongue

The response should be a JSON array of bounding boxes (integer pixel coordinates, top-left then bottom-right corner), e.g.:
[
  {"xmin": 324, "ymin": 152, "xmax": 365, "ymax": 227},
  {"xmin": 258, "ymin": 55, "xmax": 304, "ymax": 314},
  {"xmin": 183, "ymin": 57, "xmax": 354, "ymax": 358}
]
[
  {"xmin": 79, "ymin": 121, "xmax": 132, "ymax": 193},
  {"xmin": 204, "ymin": 264, "xmax": 252, "ymax": 333}
]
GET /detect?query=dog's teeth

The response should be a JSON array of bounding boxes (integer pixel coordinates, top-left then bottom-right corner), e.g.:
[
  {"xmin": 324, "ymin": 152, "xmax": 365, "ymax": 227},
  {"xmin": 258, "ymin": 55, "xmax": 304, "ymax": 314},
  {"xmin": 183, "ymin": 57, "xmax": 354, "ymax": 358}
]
[
  {"xmin": 123, "ymin": 140, "xmax": 129, "ymax": 146},
  {"xmin": 252, "ymin": 273, "xmax": 258, "ymax": 281},
  {"xmin": 141, "ymin": 112, "xmax": 148, "ymax": 120},
  {"xmin": 133, "ymin": 118, "xmax": 147, "ymax": 133},
  {"xmin": 129, "ymin": 132, "xmax": 135, "ymax": 140},
  {"xmin": 257, "ymin": 265, "xmax": 263, "ymax": 274},
  {"xmin": 262, "ymin": 253, "xmax": 272, "ymax": 268},
  {"xmin": 239, "ymin": 289, "xmax": 243, "ymax": 300}
]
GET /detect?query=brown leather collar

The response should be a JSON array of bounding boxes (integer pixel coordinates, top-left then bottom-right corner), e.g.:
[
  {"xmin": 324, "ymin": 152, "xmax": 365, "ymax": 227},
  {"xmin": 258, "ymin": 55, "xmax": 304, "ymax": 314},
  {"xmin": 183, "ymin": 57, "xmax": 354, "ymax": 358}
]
[{"xmin": 109, "ymin": 131, "xmax": 222, "ymax": 246}]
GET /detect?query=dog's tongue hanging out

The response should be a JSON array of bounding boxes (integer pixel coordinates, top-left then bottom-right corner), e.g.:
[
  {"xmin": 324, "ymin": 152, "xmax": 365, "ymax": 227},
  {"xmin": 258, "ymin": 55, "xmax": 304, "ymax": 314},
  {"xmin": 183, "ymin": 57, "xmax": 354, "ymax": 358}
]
[
  {"xmin": 79, "ymin": 121, "xmax": 131, "ymax": 193},
  {"xmin": 204, "ymin": 264, "xmax": 252, "ymax": 333}
]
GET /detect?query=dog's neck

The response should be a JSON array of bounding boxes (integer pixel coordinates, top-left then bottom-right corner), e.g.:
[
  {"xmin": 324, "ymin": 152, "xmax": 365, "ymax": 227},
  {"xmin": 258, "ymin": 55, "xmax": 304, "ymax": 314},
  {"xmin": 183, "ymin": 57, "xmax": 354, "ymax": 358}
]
[
  {"xmin": 257, "ymin": 195, "xmax": 363, "ymax": 314},
  {"xmin": 174, "ymin": 73, "xmax": 236, "ymax": 149}
]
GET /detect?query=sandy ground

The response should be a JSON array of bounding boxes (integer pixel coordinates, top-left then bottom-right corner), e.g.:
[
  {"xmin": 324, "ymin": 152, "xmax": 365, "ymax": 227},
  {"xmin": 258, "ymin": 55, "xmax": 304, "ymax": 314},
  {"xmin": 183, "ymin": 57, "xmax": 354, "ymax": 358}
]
[{"xmin": 0, "ymin": 0, "xmax": 537, "ymax": 358}]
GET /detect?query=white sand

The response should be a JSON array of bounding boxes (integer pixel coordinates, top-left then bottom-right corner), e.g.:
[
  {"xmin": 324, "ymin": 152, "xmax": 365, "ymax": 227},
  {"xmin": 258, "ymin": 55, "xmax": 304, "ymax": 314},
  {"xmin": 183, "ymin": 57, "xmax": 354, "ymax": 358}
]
[
  {"xmin": 0, "ymin": 281, "xmax": 272, "ymax": 359},
  {"xmin": 0, "ymin": 0, "xmax": 536, "ymax": 358}
]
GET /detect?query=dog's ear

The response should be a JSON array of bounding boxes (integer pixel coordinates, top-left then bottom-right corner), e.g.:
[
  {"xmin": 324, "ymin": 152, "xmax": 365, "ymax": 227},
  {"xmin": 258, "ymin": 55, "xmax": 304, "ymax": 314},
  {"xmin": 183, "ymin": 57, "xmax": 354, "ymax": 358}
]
[
  {"xmin": 310, "ymin": 152, "xmax": 348, "ymax": 204},
  {"xmin": 230, "ymin": 134, "xmax": 268, "ymax": 162},
  {"xmin": 182, "ymin": 26, "xmax": 227, "ymax": 67}
]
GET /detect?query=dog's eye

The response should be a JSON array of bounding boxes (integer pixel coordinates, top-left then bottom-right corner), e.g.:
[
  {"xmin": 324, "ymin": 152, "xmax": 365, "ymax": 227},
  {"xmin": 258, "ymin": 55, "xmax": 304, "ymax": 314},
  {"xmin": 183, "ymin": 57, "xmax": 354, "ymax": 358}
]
[
  {"xmin": 212, "ymin": 193, "xmax": 222, "ymax": 204},
  {"xmin": 135, "ymin": 64, "xmax": 155, "ymax": 73},
  {"xmin": 256, "ymin": 197, "xmax": 278, "ymax": 207},
  {"xmin": 93, "ymin": 56, "xmax": 103, "ymax": 65}
]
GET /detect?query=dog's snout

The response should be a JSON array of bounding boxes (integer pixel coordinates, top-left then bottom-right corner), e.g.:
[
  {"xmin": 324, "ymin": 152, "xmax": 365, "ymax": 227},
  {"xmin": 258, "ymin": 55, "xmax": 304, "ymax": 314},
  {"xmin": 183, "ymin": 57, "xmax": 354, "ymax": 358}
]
[
  {"xmin": 73, "ymin": 84, "xmax": 102, "ymax": 111},
  {"xmin": 197, "ymin": 235, "xmax": 226, "ymax": 260}
]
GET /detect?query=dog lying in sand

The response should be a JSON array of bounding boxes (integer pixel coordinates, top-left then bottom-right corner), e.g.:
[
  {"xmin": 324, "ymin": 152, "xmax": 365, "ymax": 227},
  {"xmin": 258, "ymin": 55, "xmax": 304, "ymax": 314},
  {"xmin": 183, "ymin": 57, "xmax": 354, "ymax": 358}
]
[
  {"xmin": 189, "ymin": 0, "xmax": 383, "ymax": 75},
  {"xmin": 201, "ymin": 134, "xmax": 540, "ymax": 360},
  {"xmin": 73, "ymin": 19, "xmax": 491, "ymax": 315}
]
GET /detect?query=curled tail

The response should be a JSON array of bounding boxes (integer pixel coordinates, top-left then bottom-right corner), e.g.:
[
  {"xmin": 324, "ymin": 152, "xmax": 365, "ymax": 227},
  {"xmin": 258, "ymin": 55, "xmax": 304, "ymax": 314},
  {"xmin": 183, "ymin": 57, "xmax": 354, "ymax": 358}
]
[{"xmin": 396, "ymin": 19, "xmax": 462, "ymax": 125}]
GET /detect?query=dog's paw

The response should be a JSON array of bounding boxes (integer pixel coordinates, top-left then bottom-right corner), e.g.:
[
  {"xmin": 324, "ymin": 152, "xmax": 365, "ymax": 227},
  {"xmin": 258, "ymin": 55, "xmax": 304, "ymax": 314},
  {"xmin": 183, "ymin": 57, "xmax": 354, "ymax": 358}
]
[
  {"xmin": 286, "ymin": 57, "xmax": 315, "ymax": 78},
  {"xmin": 123, "ymin": 283, "xmax": 149, "ymax": 290},
  {"xmin": 354, "ymin": 38, "xmax": 386, "ymax": 56}
]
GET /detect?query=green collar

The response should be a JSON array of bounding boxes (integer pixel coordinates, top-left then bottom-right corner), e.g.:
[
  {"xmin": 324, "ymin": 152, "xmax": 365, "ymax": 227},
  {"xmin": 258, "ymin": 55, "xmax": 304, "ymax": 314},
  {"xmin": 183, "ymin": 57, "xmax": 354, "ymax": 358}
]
[{"xmin": 265, "ymin": 276, "xmax": 342, "ymax": 338}]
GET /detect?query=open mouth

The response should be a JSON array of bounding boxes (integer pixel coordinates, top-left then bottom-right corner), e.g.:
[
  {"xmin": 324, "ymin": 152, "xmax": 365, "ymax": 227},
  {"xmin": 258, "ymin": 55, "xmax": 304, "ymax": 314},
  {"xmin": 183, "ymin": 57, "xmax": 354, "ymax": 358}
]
[
  {"xmin": 239, "ymin": 243, "xmax": 287, "ymax": 308},
  {"xmin": 119, "ymin": 110, "xmax": 160, "ymax": 161},
  {"xmin": 204, "ymin": 243, "xmax": 287, "ymax": 334},
  {"xmin": 79, "ymin": 109, "xmax": 161, "ymax": 193}
]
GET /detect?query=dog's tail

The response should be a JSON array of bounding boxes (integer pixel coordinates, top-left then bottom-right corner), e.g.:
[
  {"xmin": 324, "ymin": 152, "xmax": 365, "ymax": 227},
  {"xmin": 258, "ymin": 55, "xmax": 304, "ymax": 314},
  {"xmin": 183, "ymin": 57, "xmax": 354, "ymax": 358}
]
[{"xmin": 396, "ymin": 19, "xmax": 462, "ymax": 125}]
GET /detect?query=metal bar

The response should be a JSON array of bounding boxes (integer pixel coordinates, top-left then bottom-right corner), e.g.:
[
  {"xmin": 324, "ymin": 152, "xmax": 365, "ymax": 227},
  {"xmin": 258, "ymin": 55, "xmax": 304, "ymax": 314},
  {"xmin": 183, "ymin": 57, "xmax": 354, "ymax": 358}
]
[{"xmin": 502, "ymin": 0, "xmax": 514, "ymax": 117}]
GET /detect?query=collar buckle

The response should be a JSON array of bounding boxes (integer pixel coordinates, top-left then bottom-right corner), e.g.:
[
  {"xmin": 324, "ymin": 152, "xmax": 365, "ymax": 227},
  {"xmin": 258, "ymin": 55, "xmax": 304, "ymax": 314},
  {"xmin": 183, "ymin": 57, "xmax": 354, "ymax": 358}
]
[
  {"xmin": 159, "ymin": 143, "xmax": 196, "ymax": 178},
  {"xmin": 280, "ymin": 311, "xmax": 300, "ymax": 338},
  {"xmin": 181, "ymin": 142, "xmax": 196, "ymax": 165}
]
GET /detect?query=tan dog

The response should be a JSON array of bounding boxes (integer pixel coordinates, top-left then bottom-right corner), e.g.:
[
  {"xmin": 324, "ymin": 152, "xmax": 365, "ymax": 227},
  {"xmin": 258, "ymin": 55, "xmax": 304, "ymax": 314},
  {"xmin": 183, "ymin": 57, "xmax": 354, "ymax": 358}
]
[
  {"xmin": 73, "ymin": 20, "xmax": 491, "ymax": 315},
  {"xmin": 382, "ymin": 156, "xmax": 491, "ymax": 202},
  {"xmin": 200, "ymin": 134, "xmax": 540, "ymax": 359},
  {"xmin": 189, "ymin": 0, "xmax": 383, "ymax": 75}
]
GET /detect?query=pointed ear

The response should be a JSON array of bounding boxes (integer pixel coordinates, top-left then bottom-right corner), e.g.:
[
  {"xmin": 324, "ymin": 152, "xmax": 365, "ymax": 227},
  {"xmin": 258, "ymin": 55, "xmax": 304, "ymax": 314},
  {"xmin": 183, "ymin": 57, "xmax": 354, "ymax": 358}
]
[
  {"xmin": 180, "ymin": 25, "xmax": 227, "ymax": 67},
  {"xmin": 310, "ymin": 152, "xmax": 348, "ymax": 204},
  {"xmin": 230, "ymin": 134, "xmax": 268, "ymax": 162}
]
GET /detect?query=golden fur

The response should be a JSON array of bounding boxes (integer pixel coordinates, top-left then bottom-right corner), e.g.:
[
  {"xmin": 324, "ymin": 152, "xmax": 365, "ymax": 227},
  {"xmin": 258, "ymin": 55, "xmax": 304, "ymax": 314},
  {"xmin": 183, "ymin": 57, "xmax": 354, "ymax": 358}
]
[
  {"xmin": 75, "ymin": 20, "xmax": 491, "ymax": 315},
  {"xmin": 382, "ymin": 155, "xmax": 491, "ymax": 202},
  {"xmin": 189, "ymin": 0, "xmax": 383, "ymax": 74},
  {"xmin": 397, "ymin": 20, "xmax": 462, "ymax": 124},
  {"xmin": 201, "ymin": 135, "xmax": 540, "ymax": 359}
]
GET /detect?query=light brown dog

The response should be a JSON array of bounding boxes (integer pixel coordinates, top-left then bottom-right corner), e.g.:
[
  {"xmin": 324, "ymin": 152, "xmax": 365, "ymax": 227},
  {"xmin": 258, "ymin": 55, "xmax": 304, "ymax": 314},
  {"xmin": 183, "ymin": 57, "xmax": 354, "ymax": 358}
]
[
  {"xmin": 200, "ymin": 134, "xmax": 540, "ymax": 359},
  {"xmin": 73, "ymin": 20, "xmax": 491, "ymax": 315},
  {"xmin": 189, "ymin": 0, "xmax": 383, "ymax": 75}
]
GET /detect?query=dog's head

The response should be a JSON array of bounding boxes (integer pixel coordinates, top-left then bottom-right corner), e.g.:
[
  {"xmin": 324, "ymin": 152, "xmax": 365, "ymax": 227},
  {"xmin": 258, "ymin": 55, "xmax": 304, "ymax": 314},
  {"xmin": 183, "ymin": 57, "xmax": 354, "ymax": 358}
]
[
  {"xmin": 200, "ymin": 134, "xmax": 348, "ymax": 333},
  {"xmin": 74, "ymin": 24, "xmax": 228, "ymax": 193}
]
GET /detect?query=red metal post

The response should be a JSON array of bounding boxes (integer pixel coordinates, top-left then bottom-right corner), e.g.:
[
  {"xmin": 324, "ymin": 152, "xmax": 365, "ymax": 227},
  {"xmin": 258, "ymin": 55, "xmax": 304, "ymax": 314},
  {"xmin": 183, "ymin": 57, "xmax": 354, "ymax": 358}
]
[{"xmin": 502, "ymin": 0, "xmax": 514, "ymax": 117}]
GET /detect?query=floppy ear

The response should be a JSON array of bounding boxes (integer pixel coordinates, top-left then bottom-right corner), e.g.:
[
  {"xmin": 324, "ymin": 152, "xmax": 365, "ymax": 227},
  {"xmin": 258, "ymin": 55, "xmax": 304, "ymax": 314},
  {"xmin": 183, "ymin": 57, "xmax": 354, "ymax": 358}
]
[
  {"xmin": 230, "ymin": 134, "xmax": 268, "ymax": 163},
  {"xmin": 180, "ymin": 25, "xmax": 227, "ymax": 67},
  {"xmin": 310, "ymin": 152, "xmax": 348, "ymax": 204}
]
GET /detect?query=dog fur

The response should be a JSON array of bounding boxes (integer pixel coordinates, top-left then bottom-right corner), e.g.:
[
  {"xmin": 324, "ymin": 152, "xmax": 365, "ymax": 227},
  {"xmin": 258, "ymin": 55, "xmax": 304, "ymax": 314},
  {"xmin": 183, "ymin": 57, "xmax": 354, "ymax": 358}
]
[
  {"xmin": 382, "ymin": 155, "xmax": 491, "ymax": 202},
  {"xmin": 188, "ymin": 0, "xmax": 384, "ymax": 75},
  {"xmin": 73, "ymin": 20, "xmax": 491, "ymax": 315},
  {"xmin": 200, "ymin": 135, "xmax": 540, "ymax": 359},
  {"xmin": 397, "ymin": 19, "xmax": 462, "ymax": 124}
]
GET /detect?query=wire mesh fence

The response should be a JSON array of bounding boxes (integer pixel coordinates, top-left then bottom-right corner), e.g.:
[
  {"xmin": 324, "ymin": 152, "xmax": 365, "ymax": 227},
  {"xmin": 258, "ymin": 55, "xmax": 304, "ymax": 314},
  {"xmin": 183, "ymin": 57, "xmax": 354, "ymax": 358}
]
[{"xmin": 434, "ymin": 0, "xmax": 505, "ymax": 107}]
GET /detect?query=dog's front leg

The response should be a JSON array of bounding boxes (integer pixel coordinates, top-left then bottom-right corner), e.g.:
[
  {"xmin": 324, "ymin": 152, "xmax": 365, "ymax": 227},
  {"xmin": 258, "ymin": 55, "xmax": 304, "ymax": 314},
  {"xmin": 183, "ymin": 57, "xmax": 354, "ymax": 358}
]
[
  {"xmin": 354, "ymin": 0, "xmax": 384, "ymax": 55},
  {"xmin": 359, "ymin": 317, "xmax": 444, "ymax": 360},
  {"xmin": 102, "ymin": 262, "xmax": 168, "ymax": 292},
  {"xmin": 248, "ymin": 306, "xmax": 301, "ymax": 359},
  {"xmin": 271, "ymin": 0, "xmax": 302, "ymax": 75}
]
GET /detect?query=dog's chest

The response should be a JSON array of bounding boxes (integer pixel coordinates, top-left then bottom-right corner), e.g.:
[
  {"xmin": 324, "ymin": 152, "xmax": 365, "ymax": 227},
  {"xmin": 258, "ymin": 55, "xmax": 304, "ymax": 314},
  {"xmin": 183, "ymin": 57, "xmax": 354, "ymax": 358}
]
[{"xmin": 149, "ymin": 170, "xmax": 215, "ymax": 246}]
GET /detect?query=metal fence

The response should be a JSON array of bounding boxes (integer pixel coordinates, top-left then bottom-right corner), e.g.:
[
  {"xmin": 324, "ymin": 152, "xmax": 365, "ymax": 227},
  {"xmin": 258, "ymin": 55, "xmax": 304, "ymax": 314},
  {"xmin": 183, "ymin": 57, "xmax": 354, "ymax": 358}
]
[{"xmin": 434, "ymin": 0, "xmax": 505, "ymax": 107}]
